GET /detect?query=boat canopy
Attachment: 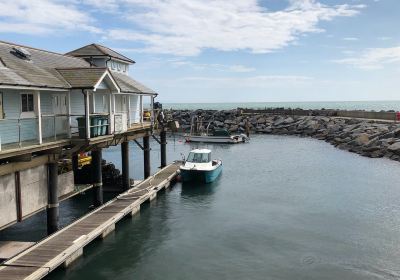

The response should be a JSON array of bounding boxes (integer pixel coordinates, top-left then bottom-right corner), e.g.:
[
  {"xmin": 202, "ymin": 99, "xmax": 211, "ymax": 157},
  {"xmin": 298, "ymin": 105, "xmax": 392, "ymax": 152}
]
[
  {"xmin": 213, "ymin": 129, "xmax": 231, "ymax": 137},
  {"xmin": 186, "ymin": 149, "xmax": 211, "ymax": 163}
]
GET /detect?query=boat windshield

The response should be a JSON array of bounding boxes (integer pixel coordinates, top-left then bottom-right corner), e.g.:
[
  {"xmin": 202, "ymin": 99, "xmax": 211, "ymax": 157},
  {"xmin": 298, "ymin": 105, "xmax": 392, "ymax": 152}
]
[{"xmin": 186, "ymin": 152, "xmax": 211, "ymax": 163}]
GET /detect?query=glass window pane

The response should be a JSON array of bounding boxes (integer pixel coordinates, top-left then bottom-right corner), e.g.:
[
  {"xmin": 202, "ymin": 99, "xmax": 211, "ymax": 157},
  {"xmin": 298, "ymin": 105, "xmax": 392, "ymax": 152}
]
[
  {"xmin": 187, "ymin": 152, "xmax": 195, "ymax": 162},
  {"xmin": 28, "ymin": 94, "xmax": 34, "ymax": 111},
  {"xmin": 21, "ymin": 94, "xmax": 27, "ymax": 112}
]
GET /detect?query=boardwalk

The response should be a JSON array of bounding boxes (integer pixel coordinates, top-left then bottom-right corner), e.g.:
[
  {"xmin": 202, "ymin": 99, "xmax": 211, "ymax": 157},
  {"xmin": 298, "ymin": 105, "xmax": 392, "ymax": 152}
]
[{"xmin": 0, "ymin": 162, "xmax": 181, "ymax": 280}]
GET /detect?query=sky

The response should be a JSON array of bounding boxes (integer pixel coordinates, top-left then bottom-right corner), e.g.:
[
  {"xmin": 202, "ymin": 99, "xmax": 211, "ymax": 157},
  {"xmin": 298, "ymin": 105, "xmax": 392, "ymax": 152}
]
[{"xmin": 0, "ymin": 0, "xmax": 399, "ymax": 103}]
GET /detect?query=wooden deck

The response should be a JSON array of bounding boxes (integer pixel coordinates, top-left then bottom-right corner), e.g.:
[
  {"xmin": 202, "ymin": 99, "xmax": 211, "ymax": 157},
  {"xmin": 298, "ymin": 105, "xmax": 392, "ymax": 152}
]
[{"xmin": 0, "ymin": 162, "xmax": 181, "ymax": 280}]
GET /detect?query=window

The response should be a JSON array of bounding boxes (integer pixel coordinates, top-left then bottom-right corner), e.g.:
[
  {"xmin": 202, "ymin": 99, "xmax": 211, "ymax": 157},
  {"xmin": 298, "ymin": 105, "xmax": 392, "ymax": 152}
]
[
  {"xmin": 117, "ymin": 62, "xmax": 121, "ymax": 71},
  {"xmin": 102, "ymin": 95, "xmax": 108, "ymax": 111},
  {"xmin": 186, "ymin": 152, "xmax": 211, "ymax": 163},
  {"xmin": 111, "ymin": 61, "xmax": 116, "ymax": 70},
  {"xmin": 21, "ymin": 94, "xmax": 34, "ymax": 112},
  {"xmin": 0, "ymin": 92, "xmax": 3, "ymax": 119}
]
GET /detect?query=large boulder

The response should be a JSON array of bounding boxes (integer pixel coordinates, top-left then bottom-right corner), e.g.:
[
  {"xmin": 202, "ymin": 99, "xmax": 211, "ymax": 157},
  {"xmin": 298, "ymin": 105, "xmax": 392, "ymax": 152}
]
[
  {"xmin": 388, "ymin": 142, "xmax": 400, "ymax": 154},
  {"xmin": 354, "ymin": 133, "xmax": 369, "ymax": 146},
  {"xmin": 273, "ymin": 117, "xmax": 286, "ymax": 126},
  {"xmin": 283, "ymin": 117, "xmax": 295, "ymax": 124},
  {"xmin": 229, "ymin": 125, "xmax": 239, "ymax": 132},
  {"xmin": 224, "ymin": 119, "xmax": 236, "ymax": 125},
  {"xmin": 257, "ymin": 117, "xmax": 267, "ymax": 124},
  {"xmin": 214, "ymin": 121, "xmax": 224, "ymax": 127}
]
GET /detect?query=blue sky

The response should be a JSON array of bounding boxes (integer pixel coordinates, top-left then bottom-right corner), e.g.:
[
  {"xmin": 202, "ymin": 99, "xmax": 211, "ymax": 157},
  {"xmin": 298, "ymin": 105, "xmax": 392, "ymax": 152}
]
[{"xmin": 0, "ymin": 0, "xmax": 399, "ymax": 103}]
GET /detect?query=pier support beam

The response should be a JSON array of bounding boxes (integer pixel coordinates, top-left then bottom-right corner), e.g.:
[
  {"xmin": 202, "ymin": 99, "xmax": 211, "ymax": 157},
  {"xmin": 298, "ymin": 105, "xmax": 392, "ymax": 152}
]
[
  {"xmin": 72, "ymin": 154, "xmax": 79, "ymax": 183},
  {"xmin": 160, "ymin": 129, "xmax": 167, "ymax": 168},
  {"xmin": 92, "ymin": 149, "xmax": 103, "ymax": 207},
  {"xmin": 143, "ymin": 136, "xmax": 151, "ymax": 179},
  {"xmin": 121, "ymin": 141, "xmax": 130, "ymax": 191},
  {"xmin": 47, "ymin": 162, "xmax": 59, "ymax": 235}
]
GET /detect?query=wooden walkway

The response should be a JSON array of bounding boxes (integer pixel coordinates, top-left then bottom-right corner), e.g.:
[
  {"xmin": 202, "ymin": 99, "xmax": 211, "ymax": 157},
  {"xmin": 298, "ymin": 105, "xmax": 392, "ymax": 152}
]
[{"xmin": 0, "ymin": 162, "xmax": 181, "ymax": 280}]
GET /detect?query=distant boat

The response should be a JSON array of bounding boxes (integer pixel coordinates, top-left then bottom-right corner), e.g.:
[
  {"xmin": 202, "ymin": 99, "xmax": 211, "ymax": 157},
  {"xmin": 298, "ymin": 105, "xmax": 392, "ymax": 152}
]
[
  {"xmin": 180, "ymin": 149, "xmax": 222, "ymax": 183},
  {"xmin": 184, "ymin": 116, "xmax": 249, "ymax": 144}
]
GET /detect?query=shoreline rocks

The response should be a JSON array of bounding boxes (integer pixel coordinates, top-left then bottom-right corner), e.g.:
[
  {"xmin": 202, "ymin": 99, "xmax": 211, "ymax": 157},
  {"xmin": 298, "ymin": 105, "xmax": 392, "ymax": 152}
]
[{"xmin": 169, "ymin": 109, "xmax": 400, "ymax": 162}]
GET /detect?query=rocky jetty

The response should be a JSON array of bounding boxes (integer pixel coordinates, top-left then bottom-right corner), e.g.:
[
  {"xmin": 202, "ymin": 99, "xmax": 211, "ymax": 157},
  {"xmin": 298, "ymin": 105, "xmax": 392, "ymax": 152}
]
[{"xmin": 170, "ymin": 109, "xmax": 400, "ymax": 162}]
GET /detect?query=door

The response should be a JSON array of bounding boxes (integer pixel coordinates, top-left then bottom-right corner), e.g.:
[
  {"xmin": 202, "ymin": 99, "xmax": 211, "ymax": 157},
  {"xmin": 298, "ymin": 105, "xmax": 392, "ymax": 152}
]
[
  {"xmin": 52, "ymin": 94, "xmax": 67, "ymax": 115},
  {"xmin": 114, "ymin": 95, "xmax": 128, "ymax": 132},
  {"xmin": 0, "ymin": 92, "xmax": 3, "ymax": 119},
  {"xmin": 52, "ymin": 94, "xmax": 68, "ymax": 136},
  {"xmin": 115, "ymin": 95, "xmax": 128, "ymax": 113}
]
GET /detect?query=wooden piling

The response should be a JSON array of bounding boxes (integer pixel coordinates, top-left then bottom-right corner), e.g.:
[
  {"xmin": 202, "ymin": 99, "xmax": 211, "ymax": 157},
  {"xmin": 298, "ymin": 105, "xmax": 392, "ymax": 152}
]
[
  {"xmin": 160, "ymin": 130, "xmax": 167, "ymax": 168},
  {"xmin": 92, "ymin": 149, "xmax": 103, "ymax": 207},
  {"xmin": 72, "ymin": 154, "xmax": 79, "ymax": 183},
  {"xmin": 143, "ymin": 136, "xmax": 151, "ymax": 179},
  {"xmin": 121, "ymin": 141, "xmax": 130, "ymax": 191}
]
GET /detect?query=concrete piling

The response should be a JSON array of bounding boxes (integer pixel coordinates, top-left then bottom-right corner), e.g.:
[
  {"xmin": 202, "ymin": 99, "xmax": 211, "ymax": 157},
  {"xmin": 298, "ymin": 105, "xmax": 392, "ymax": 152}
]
[{"xmin": 47, "ymin": 162, "xmax": 59, "ymax": 235}]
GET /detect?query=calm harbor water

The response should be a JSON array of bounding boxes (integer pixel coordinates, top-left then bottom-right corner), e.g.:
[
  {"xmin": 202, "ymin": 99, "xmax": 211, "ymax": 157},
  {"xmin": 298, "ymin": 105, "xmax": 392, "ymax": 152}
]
[{"xmin": 3, "ymin": 135, "xmax": 400, "ymax": 279}]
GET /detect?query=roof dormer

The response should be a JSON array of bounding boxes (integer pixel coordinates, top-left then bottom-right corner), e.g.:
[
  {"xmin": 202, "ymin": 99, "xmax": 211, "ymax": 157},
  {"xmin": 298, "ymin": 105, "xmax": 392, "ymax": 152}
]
[{"xmin": 66, "ymin": 44, "xmax": 135, "ymax": 73}]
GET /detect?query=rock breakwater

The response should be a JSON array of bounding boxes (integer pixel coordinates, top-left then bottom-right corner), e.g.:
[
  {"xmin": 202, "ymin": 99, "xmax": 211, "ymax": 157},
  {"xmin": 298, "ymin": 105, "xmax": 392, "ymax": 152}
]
[{"xmin": 170, "ymin": 109, "xmax": 400, "ymax": 162}]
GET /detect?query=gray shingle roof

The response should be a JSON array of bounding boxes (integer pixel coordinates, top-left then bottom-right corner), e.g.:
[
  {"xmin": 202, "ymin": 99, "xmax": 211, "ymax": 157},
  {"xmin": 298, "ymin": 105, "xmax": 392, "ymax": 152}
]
[
  {"xmin": 67, "ymin": 44, "xmax": 135, "ymax": 64},
  {"xmin": 112, "ymin": 72, "xmax": 157, "ymax": 95},
  {"xmin": 0, "ymin": 40, "xmax": 89, "ymax": 89},
  {"xmin": 56, "ymin": 68, "xmax": 108, "ymax": 89},
  {"xmin": 0, "ymin": 41, "xmax": 156, "ymax": 95}
]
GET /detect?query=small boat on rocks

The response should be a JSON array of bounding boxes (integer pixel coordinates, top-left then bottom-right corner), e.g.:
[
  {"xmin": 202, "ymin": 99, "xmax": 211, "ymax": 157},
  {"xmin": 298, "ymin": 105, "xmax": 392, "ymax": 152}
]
[{"xmin": 180, "ymin": 149, "xmax": 222, "ymax": 183}]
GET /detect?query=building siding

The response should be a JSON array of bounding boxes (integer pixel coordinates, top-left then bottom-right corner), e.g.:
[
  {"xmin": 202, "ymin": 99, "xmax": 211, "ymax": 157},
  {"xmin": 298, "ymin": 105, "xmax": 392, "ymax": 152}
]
[{"xmin": 0, "ymin": 90, "xmax": 37, "ymax": 145}]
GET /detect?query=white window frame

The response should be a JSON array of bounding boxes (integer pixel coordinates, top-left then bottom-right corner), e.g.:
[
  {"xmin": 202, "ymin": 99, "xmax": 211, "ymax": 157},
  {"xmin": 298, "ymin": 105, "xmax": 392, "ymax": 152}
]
[
  {"xmin": 20, "ymin": 92, "xmax": 36, "ymax": 119},
  {"xmin": 0, "ymin": 92, "xmax": 3, "ymax": 119}
]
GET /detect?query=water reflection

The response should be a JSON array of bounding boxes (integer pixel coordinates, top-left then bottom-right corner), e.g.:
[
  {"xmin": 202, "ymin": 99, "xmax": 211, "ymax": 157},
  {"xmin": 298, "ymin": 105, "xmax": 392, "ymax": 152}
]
[{"xmin": 180, "ymin": 181, "xmax": 217, "ymax": 197}]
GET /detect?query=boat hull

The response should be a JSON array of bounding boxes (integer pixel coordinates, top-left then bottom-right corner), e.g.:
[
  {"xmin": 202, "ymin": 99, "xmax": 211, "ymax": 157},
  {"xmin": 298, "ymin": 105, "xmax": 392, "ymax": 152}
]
[
  {"xmin": 180, "ymin": 164, "xmax": 222, "ymax": 183},
  {"xmin": 185, "ymin": 135, "xmax": 246, "ymax": 144}
]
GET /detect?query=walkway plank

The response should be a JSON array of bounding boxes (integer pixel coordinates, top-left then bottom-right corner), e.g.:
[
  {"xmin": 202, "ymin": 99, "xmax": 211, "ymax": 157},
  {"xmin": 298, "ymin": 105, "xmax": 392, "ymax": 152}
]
[{"xmin": 0, "ymin": 162, "xmax": 180, "ymax": 280}]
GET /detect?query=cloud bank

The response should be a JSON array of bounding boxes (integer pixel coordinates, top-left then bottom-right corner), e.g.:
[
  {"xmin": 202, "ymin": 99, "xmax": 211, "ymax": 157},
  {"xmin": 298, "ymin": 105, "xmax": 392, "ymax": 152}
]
[
  {"xmin": 334, "ymin": 46, "xmax": 400, "ymax": 70},
  {"xmin": 107, "ymin": 0, "xmax": 364, "ymax": 56}
]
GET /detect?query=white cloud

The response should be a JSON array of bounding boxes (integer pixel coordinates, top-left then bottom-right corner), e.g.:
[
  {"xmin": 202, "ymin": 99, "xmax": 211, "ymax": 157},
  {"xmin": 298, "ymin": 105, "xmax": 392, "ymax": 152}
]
[
  {"xmin": 377, "ymin": 36, "xmax": 392, "ymax": 41},
  {"xmin": 0, "ymin": 0, "xmax": 101, "ymax": 35},
  {"xmin": 229, "ymin": 65, "xmax": 256, "ymax": 73},
  {"xmin": 334, "ymin": 46, "xmax": 400, "ymax": 70},
  {"xmin": 106, "ymin": 0, "xmax": 363, "ymax": 56},
  {"xmin": 169, "ymin": 60, "xmax": 256, "ymax": 72},
  {"xmin": 177, "ymin": 75, "xmax": 314, "ymax": 87},
  {"xmin": 343, "ymin": 37, "xmax": 359, "ymax": 41}
]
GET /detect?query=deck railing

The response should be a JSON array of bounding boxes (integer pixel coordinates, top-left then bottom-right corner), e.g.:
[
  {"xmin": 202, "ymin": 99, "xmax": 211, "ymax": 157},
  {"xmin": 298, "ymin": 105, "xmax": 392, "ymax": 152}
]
[{"xmin": 0, "ymin": 108, "xmax": 156, "ymax": 151}]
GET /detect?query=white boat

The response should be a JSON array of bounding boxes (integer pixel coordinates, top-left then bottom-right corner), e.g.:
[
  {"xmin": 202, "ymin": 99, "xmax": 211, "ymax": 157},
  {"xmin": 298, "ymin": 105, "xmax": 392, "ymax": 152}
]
[
  {"xmin": 185, "ymin": 133, "xmax": 248, "ymax": 144},
  {"xmin": 184, "ymin": 116, "xmax": 249, "ymax": 144},
  {"xmin": 180, "ymin": 149, "xmax": 222, "ymax": 183}
]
